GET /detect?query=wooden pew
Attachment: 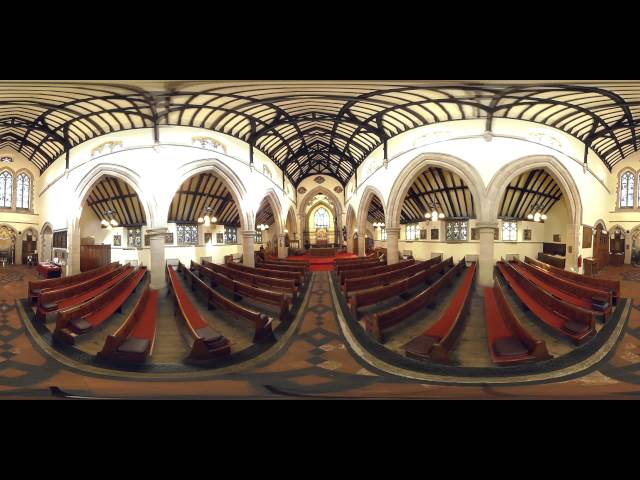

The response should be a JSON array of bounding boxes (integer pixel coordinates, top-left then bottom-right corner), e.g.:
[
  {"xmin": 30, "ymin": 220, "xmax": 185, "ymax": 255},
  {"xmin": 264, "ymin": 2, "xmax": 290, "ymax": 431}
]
[
  {"xmin": 344, "ymin": 256, "xmax": 448, "ymax": 294},
  {"xmin": 225, "ymin": 261, "xmax": 304, "ymax": 287},
  {"xmin": 97, "ymin": 283, "xmax": 158, "ymax": 363},
  {"xmin": 348, "ymin": 257, "xmax": 450, "ymax": 318},
  {"xmin": 484, "ymin": 279, "xmax": 552, "ymax": 366},
  {"xmin": 511, "ymin": 260, "xmax": 612, "ymax": 320},
  {"xmin": 54, "ymin": 267, "xmax": 148, "ymax": 345},
  {"xmin": 262, "ymin": 256, "xmax": 311, "ymax": 271},
  {"xmin": 525, "ymin": 256, "xmax": 620, "ymax": 305},
  {"xmin": 254, "ymin": 261, "xmax": 309, "ymax": 278},
  {"xmin": 364, "ymin": 259, "xmax": 465, "ymax": 343},
  {"xmin": 166, "ymin": 265, "xmax": 232, "ymax": 360},
  {"xmin": 403, "ymin": 263, "xmax": 477, "ymax": 363},
  {"xmin": 335, "ymin": 258, "xmax": 383, "ymax": 273},
  {"xmin": 497, "ymin": 261, "xmax": 596, "ymax": 344},
  {"xmin": 28, "ymin": 261, "xmax": 120, "ymax": 304},
  {"xmin": 339, "ymin": 260, "xmax": 415, "ymax": 285},
  {"xmin": 36, "ymin": 264, "xmax": 132, "ymax": 321},
  {"xmin": 202, "ymin": 261, "xmax": 298, "ymax": 299},
  {"xmin": 181, "ymin": 261, "xmax": 291, "ymax": 323},
  {"xmin": 538, "ymin": 252, "xmax": 565, "ymax": 269},
  {"xmin": 175, "ymin": 264, "xmax": 275, "ymax": 344}
]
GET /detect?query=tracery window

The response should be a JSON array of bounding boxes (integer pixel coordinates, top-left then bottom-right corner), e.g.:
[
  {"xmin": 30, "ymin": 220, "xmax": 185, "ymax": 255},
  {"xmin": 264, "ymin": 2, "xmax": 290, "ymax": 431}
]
[
  {"xmin": 225, "ymin": 226, "xmax": 238, "ymax": 244},
  {"xmin": 177, "ymin": 224, "xmax": 198, "ymax": 245},
  {"xmin": 380, "ymin": 227, "xmax": 387, "ymax": 241},
  {"xmin": 446, "ymin": 221, "xmax": 468, "ymax": 241},
  {"xmin": 127, "ymin": 227, "xmax": 142, "ymax": 248},
  {"xmin": 16, "ymin": 173, "xmax": 31, "ymax": 210},
  {"xmin": 406, "ymin": 224, "xmax": 419, "ymax": 241},
  {"xmin": 255, "ymin": 230, "xmax": 263, "ymax": 244},
  {"xmin": 502, "ymin": 221, "xmax": 517, "ymax": 241},
  {"xmin": 314, "ymin": 208, "xmax": 330, "ymax": 229},
  {"xmin": 0, "ymin": 171, "xmax": 12, "ymax": 208},
  {"xmin": 620, "ymin": 171, "xmax": 635, "ymax": 208}
]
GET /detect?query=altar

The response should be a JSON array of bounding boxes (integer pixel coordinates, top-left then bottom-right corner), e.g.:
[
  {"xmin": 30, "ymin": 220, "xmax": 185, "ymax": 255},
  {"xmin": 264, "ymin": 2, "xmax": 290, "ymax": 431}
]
[{"xmin": 309, "ymin": 246, "xmax": 337, "ymax": 257}]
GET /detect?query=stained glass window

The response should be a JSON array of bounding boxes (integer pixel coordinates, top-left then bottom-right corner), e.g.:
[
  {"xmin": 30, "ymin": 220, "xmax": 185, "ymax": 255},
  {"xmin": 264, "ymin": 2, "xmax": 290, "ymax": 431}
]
[
  {"xmin": 406, "ymin": 224, "xmax": 419, "ymax": 241},
  {"xmin": 503, "ymin": 221, "xmax": 517, "ymax": 241},
  {"xmin": 177, "ymin": 224, "xmax": 198, "ymax": 245},
  {"xmin": 446, "ymin": 221, "xmax": 468, "ymax": 241},
  {"xmin": 127, "ymin": 227, "xmax": 142, "ymax": 248},
  {"xmin": 255, "ymin": 230, "xmax": 263, "ymax": 244},
  {"xmin": 225, "ymin": 226, "xmax": 238, "ymax": 244},
  {"xmin": 0, "ymin": 171, "xmax": 12, "ymax": 208},
  {"xmin": 621, "ymin": 171, "xmax": 634, "ymax": 207},
  {"xmin": 314, "ymin": 208, "xmax": 329, "ymax": 229},
  {"xmin": 16, "ymin": 173, "xmax": 30, "ymax": 209}
]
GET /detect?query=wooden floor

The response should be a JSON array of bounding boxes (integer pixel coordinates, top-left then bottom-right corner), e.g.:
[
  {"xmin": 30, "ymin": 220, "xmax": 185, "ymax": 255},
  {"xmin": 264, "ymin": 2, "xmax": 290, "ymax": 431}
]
[{"xmin": 1, "ymin": 263, "xmax": 640, "ymax": 399}]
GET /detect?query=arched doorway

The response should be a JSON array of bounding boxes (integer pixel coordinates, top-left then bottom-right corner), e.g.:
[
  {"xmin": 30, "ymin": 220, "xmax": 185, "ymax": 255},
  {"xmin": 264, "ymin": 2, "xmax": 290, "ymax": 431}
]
[
  {"xmin": 285, "ymin": 207, "xmax": 298, "ymax": 249},
  {"xmin": 20, "ymin": 228, "xmax": 38, "ymax": 265},
  {"xmin": 40, "ymin": 223, "xmax": 53, "ymax": 263},
  {"xmin": 346, "ymin": 204, "xmax": 357, "ymax": 254},
  {"xmin": 254, "ymin": 195, "xmax": 281, "ymax": 257},
  {"xmin": 0, "ymin": 225, "xmax": 17, "ymax": 265},
  {"xmin": 357, "ymin": 187, "xmax": 386, "ymax": 256},
  {"xmin": 593, "ymin": 223, "xmax": 609, "ymax": 270}
]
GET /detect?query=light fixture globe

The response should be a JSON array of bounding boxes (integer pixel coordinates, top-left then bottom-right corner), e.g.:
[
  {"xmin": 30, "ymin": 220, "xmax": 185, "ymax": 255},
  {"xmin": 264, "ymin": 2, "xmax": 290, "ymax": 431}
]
[
  {"xmin": 211, "ymin": 217, "xmax": 217, "ymax": 223},
  {"xmin": 540, "ymin": 214, "xmax": 547, "ymax": 220},
  {"xmin": 534, "ymin": 212, "xmax": 541, "ymax": 222},
  {"xmin": 197, "ymin": 216, "xmax": 204, "ymax": 223},
  {"xmin": 527, "ymin": 213, "xmax": 534, "ymax": 220},
  {"xmin": 438, "ymin": 213, "xmax": 445, "ymax": 219},
  {"xmin": 110, "ymin": 219, "xmax": 118, "ymax": 227}
]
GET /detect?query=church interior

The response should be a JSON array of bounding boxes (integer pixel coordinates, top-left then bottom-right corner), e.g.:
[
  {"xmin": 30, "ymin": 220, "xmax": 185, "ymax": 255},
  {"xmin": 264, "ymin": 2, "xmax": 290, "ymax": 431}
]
[{"xmin": 1, "ymin": 80, "xmax": 640, "ymax": 399}]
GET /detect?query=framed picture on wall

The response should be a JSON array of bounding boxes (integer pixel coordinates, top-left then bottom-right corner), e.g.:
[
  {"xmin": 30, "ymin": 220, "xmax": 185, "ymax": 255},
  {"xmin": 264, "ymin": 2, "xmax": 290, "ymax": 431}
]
[
  {"xmin": 204, "ymin": 233, "xmax": 212, "ymax": 244},
  {"xmin": 471, "ymin": 228, "xmax": 479, "ymax": 240},
  {"xmin": 431, "ymin": 229, "xmax": 439, "ymax": 240},
  {"xmin": 216, "ymin": 233, "xmax": 224, "ymax": 244},
  {"xmin": 113, "ymin": 235, "xmax": 121, "ymax": 246},
  {"xmin": 524, "ymin": 229, "xmax": 531, "ymax": 241},
  {"xmin": 582, "ymin": 226, "xmax": 593, "ymax": 248},
  {"xmin": 420, "ymin": 229, "xmax": 427, "ymax": 240},
  {"xmin": 553, "ymin": 234, "xmax": 561, "ymax": 242}
]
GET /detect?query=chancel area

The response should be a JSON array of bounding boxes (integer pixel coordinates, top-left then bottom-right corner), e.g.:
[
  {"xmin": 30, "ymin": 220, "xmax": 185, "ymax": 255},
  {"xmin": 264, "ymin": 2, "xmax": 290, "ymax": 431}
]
[{"xmin": 2, "ymin": 80, "xmax": 640, "ymax": 399}]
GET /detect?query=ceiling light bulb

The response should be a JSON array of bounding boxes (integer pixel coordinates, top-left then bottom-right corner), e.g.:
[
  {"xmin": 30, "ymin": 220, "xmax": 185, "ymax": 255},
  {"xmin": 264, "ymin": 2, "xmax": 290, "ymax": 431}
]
[
  {"xmin": 101, "ymin": 219, "xmax": 109, "ymax": 226},
  {"xmin": 534, "ymin": 212, "xmax": 541, "ymax": 222},
  {"xmin": 527, "ymin": 213, "xmax": 534, "ymax": 220},
  {"xmin": 541, "ymin": 214, "xmax": 547, "ymax": 220},
  {"xmin": 110, "ymin": 219, "xmax": 118, "ymax": 226},
  {"xmin": 211, "ymin": 217, "xmax": 217, "ymax": 223},
  {"xmin": 431, "ymin": 212, "xmax": 438, "ymax": 222},
  {"xmin": 197, "ymin": 217, "xmax": 204, "ymax": 223},
  {"xmin": 438, "ymin": 213, "xmax": 445, "ymax": 219}
]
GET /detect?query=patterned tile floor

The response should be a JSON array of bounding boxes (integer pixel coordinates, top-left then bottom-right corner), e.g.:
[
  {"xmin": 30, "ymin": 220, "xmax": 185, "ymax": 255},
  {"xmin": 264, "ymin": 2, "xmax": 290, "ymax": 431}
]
[{"xmin": 2, "ymin": 264, "xmax": 640, "ymax": 399}]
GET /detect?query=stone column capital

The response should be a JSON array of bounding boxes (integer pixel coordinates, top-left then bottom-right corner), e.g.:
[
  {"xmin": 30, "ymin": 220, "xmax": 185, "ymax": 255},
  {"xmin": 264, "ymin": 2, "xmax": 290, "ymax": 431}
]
[
  {"xmin": 240, "ymin": 230, "xmax": 256, "ymax": 238},
  {"xmin": 385, "ymin": 227, "xmax": 401, "ymax": 235},
  {"xmin": 146, "ymin": 227, "xmax": 168, "ymax": 238},
  {"xmin": 476, "ymin": 221, "xmax": 499, "ymax": 231}
]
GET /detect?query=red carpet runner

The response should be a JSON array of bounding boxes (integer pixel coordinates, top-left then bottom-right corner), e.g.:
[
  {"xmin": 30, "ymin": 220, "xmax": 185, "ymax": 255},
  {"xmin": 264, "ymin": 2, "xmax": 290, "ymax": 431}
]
[{"xmin": 284, "ymin": 252, "xmax": 358, "ymax": 271}]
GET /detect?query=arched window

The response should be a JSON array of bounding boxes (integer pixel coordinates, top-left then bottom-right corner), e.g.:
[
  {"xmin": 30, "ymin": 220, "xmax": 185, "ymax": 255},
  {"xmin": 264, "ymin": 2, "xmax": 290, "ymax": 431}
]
[
  {"xmin": 16, "ymin": 173, "xmax": 31, "ymax": 210},
  {"xmin": 314, "ymin": 207, "xmax": 329, "ymax": 229},
  {"xmin": 0, "ymin": 171, "xmax": 12, "ymax": 208},
  {"xmin": 620, "ymin": 171, "xmax": 634, "ymax": 207}
]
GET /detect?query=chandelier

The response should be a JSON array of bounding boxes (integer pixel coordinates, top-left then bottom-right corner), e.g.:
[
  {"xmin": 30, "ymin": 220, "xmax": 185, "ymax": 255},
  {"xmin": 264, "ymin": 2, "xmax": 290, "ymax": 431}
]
[
  {"xmin": 100, "ymin": 209, "xmax": 119, "ymax": 228},
  {"xmin": 197, "ymin": 206, "xmax": 217, "ymax": 226},
  {"xmin": 257, "ymin": 224, "xmax": 270, "ymax": 231},
  {"xmin": 526, "ymin": 204, "xmax": 547, "ymax": 222},
  {"xmin": 424, "ymin": 202, "xmax": 445, "ymax": 222},
  {"xmin": 373, "ymin": 221, "xmax": 385, "ymax": 228}
]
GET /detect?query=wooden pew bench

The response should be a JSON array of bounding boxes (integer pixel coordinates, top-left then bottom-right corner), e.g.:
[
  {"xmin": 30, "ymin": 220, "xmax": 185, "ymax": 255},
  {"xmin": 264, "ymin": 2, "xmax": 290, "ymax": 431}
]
[
  {"xmin": 525, "ymin": 256, "xmax": 620, "ymax": 306},
  {"xmin": 226, "ymin": 261, "xmax": 305, "ymax": 287},
  {"xmin": 36, "ymin": 265, "xmax": 133, "ymax": 321},
  {"xmin": 364, "ymin": 259, "xmax": 464, "ymax": 343},
  {"xmin": 54, "ymin": 267, "xmax": 148, "ymax": 345},
  {"xmin": 484, "ymin": 279, "xmax": 552, "ymax": 366},
  {"xmin": 403, "ymin": 263, "xmax": 477, "ymax": 363},
  {"xmin": 28, "ymin": 261, "xmax": 120, "ymax": 305},
  {"xmin": 176, "ymin": 264, "xmax": 275, "ymax": 344},
  {"xmin": 97, "ymin": 284, "xmax": 158, "ymax": 363},
  {"xmin": 497, "ymin": 261, "xmax": 596, "ymax": 345},
  {"xmin": 202, "ymin": 261, "xmax": 298, "ymax": 300}
]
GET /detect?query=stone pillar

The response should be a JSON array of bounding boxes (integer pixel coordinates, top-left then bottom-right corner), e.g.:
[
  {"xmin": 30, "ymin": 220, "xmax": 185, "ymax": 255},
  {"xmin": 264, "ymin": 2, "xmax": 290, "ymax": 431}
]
[
  {"xmin": 477, "ymin": 222, "xmax": 498, "ymax": 294},
  {"xmin": 66, "ymin": 219, "xmax": 81, "ymax": 276},
  {"xmin": 278, "ymin": 233, "xmax": 288, "ymax": 258},
  {"xmin": 566, "ymin": 223, "xmax": 577, "ymax": 271},
  {"xmin": 386, "ymin": 227, "xmax": 401, "ymax": 265},
  {"xmin": 347, "ymin": 236, "xmax": 354, "ymax": 253},
  {"xmin": 147, "ymin": 227, "xmax": 168, "ymax": 291},
  {"xmin": 358, "ymin": 236, "xmax": 366, "ymax": 257},
  {"xmin": 241, "ymin": 230, "xmax": 255, "ymax": 267}
]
